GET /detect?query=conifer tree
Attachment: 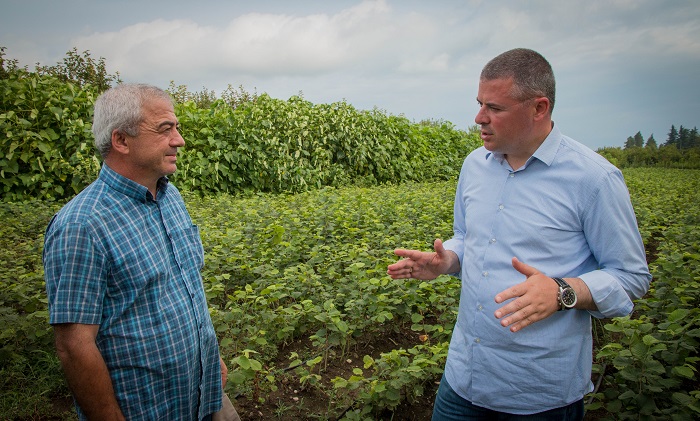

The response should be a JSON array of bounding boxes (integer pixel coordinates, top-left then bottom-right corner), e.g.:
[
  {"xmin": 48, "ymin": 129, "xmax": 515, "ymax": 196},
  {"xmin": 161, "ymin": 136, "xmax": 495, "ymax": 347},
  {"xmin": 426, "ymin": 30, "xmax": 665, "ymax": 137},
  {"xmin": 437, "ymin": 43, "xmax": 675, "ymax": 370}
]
[
  {"xmin": 690, "ymin": 127, "xmax": 700, "ymax": 148},
  {"xmin": 666, "ymin": 125, "xmax": 679, "ymax": 147},
  {"xmin": 679, "ymin": 125, "xmax": 690, "ymax": 150},
  {"xmin": 645, "ymin": 134, "xmax": 657, "ymax": 150}
]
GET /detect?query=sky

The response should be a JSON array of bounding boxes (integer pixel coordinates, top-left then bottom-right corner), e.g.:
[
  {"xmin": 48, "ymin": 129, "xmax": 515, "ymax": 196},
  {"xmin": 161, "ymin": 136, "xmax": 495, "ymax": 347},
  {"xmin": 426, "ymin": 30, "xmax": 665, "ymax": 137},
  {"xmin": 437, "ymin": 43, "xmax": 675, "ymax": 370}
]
[{"xmin": 2, "ymin": 0, "xmax": 699, "ymax": 151}]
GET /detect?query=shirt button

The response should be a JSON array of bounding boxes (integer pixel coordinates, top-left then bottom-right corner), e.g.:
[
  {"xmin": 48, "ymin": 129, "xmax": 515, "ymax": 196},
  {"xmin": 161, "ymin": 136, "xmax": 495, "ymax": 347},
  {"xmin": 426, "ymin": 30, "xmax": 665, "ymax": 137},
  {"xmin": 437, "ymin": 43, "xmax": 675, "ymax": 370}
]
[
  {"xmin": 478, "ymin": 305, "xmax": 483, "ymax": 311},
  {"xmin": 498, "ymin": 204, "xmax": 504, "ymax": 210},
  {"xmin": 482, "ymin": 271, "xmax": 489, "ymax": 277},
  {"xmin": 509, "ymin": 173, "xmax": 515, "ymax": 178},
  {"xmin": 490, "ymin": 238, "xmax": 496, "ymax": 244},
  {"xmin": 475, "ymin": 338, "xmax": 481, "ymax": 343}
]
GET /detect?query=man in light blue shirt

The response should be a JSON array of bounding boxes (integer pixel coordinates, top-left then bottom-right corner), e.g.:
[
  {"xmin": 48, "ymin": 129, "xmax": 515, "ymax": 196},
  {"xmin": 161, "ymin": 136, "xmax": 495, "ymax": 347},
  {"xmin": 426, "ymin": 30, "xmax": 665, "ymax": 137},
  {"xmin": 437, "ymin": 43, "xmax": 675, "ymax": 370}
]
[{"xmin": 387, "ymin": 48, "xmax": 651, "ymax": 420}]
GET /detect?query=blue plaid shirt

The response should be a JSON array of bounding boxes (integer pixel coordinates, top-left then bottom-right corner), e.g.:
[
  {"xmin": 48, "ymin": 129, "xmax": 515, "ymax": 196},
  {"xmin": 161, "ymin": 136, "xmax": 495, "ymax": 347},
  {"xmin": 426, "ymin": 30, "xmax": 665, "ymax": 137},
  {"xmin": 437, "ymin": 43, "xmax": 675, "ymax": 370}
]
[{"xmin": 44, "ymin": 164, "xmax": 221, "ymax": 420}]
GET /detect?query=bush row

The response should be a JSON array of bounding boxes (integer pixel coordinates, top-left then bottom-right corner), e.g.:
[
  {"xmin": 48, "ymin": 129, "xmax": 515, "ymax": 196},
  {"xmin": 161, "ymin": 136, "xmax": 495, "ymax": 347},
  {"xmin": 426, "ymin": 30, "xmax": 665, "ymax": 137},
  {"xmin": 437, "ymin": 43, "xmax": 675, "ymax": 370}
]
[
  {"xmin": 1, "ymin": 70, "xmax": 480, "ymax": 201},
  {"xmin": 0, "ymin": 71, "xmax": 100, "ymax": 201}
]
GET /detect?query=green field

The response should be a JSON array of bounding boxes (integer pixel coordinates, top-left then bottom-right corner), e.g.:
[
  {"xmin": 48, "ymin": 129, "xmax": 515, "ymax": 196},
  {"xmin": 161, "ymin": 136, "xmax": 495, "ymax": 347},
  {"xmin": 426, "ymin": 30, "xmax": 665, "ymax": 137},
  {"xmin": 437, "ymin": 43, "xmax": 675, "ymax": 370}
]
[{"xmin": 1, "ymin": 168, "xmax": 699, "ymax": 420}]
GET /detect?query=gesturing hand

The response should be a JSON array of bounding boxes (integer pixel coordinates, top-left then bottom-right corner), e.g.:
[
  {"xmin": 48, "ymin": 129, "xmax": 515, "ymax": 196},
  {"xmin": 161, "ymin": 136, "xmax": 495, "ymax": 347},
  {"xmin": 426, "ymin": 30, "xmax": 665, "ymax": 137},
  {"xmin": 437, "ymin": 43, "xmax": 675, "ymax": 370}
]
[
  {"xmin": 494, "ymin": 257, "xmax": 561, "ymax": 332},
  {"xmin": 387, "ymin": 239, "xmax": 459, "ymax": 280}
]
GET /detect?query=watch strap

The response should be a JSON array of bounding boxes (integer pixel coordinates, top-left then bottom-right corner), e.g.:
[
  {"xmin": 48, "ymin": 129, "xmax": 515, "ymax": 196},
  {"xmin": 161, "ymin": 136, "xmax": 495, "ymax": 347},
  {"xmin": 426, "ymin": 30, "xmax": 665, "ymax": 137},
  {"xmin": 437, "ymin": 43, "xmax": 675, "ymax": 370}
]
[{"xmin": 551, "ymin": 277, "xmax": 569, "ymax": 289}]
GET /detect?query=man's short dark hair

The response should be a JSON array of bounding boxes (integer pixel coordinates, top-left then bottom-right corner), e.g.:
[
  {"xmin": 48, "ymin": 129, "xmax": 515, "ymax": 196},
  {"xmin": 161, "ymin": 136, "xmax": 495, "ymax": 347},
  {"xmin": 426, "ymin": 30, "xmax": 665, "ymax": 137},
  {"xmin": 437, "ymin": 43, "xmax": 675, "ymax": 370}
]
[{"xmin": 481, "ymin": 48, "xmax": 556, "ymax": 113}]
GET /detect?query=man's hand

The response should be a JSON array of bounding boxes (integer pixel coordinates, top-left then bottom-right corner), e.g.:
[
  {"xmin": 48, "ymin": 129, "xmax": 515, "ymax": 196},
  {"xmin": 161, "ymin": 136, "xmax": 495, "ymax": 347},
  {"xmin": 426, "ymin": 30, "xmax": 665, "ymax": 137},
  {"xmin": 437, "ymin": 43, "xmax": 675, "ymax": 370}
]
[
  {"xmin": 387, "ymin": 239, "xmax": 460, "ymax": 280},
  {"xmin": 53, "ymin": 323, "xmax": 126, "ymax": 421},
  {"xmin": 493, "ymin": 257, "xmax": 560, "ymax": 332},
  {"xmin": 220, "ymin": 357, "xmax": 228, "ymax": 388}
]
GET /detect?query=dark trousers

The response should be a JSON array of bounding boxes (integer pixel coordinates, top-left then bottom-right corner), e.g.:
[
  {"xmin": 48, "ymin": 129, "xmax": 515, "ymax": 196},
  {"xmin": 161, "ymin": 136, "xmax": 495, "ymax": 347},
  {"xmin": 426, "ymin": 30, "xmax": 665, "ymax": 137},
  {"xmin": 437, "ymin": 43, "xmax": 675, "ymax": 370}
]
[{"xmin": 431, "ymin": 375, "xmax": 584, "ymax": 421}]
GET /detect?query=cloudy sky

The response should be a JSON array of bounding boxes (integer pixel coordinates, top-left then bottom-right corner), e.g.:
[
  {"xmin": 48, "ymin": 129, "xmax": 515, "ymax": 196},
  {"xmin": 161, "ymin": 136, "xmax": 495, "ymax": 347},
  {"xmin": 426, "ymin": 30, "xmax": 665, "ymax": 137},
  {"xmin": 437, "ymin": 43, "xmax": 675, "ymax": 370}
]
[{"xmin": 2, "ymin": 0, "xmax": 699, "ymax": 150}]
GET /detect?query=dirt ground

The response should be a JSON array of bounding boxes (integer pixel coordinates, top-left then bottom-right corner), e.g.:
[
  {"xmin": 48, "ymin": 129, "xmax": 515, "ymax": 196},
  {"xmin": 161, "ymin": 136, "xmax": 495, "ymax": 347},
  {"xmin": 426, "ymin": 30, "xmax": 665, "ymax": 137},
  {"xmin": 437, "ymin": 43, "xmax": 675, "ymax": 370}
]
[{"xmin": 233, "ymin": 325, "xmax": 438, "ymax": 420}]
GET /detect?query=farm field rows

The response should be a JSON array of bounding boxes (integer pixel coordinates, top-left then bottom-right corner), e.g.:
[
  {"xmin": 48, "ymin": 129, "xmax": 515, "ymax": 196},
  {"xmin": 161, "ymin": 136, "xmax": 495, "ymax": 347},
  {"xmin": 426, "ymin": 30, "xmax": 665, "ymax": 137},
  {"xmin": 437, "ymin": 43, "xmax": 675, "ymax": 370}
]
[{"xmin": 1, "ymin": 167, "xmax": 698, "ymax": 420}]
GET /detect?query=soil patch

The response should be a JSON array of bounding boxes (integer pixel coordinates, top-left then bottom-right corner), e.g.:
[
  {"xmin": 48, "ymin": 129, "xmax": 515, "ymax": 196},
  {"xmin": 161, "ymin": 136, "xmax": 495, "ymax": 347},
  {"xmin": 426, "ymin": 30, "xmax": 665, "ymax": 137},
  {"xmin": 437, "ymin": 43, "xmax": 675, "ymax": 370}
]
[{"xmin": 232, "ymin": 324, "xmax": 438, "ymax": 420}]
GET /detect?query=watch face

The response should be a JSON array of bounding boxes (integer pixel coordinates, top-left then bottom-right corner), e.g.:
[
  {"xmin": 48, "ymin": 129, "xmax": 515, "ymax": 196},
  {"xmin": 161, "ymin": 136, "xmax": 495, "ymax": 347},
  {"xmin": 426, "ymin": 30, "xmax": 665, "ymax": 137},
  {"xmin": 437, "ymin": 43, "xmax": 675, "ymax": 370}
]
[{"xmin": 561, "ymin": 288, "xmax": 577, "ymax": 307}]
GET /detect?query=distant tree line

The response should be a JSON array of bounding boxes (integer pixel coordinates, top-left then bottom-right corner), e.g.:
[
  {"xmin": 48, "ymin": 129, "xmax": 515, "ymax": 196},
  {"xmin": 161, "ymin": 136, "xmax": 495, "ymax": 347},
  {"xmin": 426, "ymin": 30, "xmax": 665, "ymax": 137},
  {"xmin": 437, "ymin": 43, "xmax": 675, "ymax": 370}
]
[{"xmin": 597, "ymin": 125, "xmax": 700, "ymax": 169}]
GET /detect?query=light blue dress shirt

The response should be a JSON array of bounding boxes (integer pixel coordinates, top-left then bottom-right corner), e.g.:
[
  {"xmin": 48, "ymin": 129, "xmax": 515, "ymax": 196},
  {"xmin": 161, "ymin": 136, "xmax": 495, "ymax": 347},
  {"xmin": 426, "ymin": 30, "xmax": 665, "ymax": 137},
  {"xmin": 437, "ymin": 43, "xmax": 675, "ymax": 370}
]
[{"xmin": 442, "ymin": 124, "xmax": 651, "ymax": 414}]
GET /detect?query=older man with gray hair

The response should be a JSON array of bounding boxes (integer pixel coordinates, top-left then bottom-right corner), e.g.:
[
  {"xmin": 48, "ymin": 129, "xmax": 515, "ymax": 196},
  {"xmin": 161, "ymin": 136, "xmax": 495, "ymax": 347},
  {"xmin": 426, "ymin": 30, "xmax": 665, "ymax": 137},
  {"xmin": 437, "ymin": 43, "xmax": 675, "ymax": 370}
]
[{"xmin": 44, "ymin": 83, "xmax": 238, "ymax": 420}]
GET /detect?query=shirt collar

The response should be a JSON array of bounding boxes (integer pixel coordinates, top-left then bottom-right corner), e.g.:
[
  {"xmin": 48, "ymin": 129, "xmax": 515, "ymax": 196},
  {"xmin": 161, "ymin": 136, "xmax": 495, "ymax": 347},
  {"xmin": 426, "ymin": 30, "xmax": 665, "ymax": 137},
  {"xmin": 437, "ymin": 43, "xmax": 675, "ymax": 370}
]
[
  {"xmin": 99, "ymin": 164, "xmax": 170, "ymax": 203},
  {"xmin": 531, "ymin": 123, "xmax": 562, "ymax": 167},
  {"xmin": 484, "ymin": 122, "xmax": 562, "ymax": 168}
]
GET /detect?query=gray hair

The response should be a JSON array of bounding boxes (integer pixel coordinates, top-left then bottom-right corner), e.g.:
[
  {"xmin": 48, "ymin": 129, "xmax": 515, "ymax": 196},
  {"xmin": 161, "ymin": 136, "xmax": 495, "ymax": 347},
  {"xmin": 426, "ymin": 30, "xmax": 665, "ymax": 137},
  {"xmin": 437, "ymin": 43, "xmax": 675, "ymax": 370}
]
[
  {"xmin": 481, "ymin": 48, "xmax": 556, "ymax": 113},
  {"xmin": 92, "ymin": 83, "xmax": 173, "ymax": 158}
]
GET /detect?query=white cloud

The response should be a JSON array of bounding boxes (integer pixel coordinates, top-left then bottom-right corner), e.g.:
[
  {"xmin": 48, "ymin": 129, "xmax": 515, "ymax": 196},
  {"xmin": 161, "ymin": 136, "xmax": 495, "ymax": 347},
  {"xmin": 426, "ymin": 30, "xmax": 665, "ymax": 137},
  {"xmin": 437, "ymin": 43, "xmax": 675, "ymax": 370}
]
[
  {"xmin": 72, "ymin": 0, "xmax": 400, "ymax": 80},
  {"xmin": 398, "ymin": 52, "xmax": 451, "ymax": 74},
  {"xmin": 646, "ymin": 20, "xmax": 700, "ymax": 56},
  {"xmin": 72, "ymin": 19, "xmax": 217, "ymax": 78}
]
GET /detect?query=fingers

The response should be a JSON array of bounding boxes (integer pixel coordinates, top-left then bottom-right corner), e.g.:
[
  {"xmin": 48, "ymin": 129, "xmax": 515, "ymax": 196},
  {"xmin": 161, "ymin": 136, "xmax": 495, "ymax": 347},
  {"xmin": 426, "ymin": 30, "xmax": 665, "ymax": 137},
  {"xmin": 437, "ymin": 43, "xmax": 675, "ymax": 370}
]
[
  {"xmin": 494, "ymin": 292, "xmax": 558, "ymax": 332},
  {"xmin": 433, "ymin": 238, "xmax": 445, "ymax": 254},
  {"xmin": 393, "ymin": 248, "xmax": 425, "ymax": 261},
  {"xmin": 495, "ymin": 259, "xmax": 557, "ymax": 332},
  {"xmin": 511, "ymin": 256, "xmax": 540, "ymax": 277},
  {"xmin": 388, "ymin": 247, "xmax": 428, "ymax": 279},
  {"xmin": 388, "ymin": 240, "xmax": 446, "ymax": 280},
  {"xmin": 387, "ymin": 257, "xmax": 416, "ymax": 279},
  {"xmin": 495, "ymin": 299, "xmax": 546, "ymax": 332},
  {"xmin": 500, "ymin": 311, "xmax": 538, "ymax": 332}
]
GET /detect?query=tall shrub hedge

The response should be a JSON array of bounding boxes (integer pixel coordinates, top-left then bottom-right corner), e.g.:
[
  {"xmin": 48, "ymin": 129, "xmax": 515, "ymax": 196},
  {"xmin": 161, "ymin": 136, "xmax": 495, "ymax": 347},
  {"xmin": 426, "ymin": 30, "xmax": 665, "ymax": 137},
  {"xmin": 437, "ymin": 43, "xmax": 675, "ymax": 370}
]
[
  {"xmin": 0, "ymin": 70, "xmax": 101, "ymax": 201},
  {"xmin": 1, "ymin": 70, "xmax": 480, "ymax": 201}
]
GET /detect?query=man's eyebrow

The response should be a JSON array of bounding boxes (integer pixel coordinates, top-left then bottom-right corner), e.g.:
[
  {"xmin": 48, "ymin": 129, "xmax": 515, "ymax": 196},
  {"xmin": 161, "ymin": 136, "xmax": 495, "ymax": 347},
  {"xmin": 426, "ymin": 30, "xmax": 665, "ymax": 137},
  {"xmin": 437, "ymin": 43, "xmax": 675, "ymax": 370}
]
[
  {"xmin": 156, "ymin": 120, "xmax": 178, "ymax": 130},
  {"xmin": 476, "ymin": 98, "xmax": 500, "ymax": 107}
]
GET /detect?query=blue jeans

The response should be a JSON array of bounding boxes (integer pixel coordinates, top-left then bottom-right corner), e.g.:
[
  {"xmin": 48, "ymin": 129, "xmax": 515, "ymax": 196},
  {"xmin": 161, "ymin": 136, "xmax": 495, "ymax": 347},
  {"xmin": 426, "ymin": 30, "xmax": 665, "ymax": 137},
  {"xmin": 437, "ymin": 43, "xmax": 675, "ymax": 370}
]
[{"xmin": 431, "ymin": 375, "xmax": 584, "ymax": 421}]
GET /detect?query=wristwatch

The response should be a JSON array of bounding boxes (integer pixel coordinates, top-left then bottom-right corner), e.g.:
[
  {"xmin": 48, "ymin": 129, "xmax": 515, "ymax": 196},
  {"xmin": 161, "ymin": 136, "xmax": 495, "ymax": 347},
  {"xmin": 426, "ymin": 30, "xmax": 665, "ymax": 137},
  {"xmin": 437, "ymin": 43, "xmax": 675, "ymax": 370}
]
[{"xmin": 552, "ymin": 277, "xmax": 577, "ymax": 311}]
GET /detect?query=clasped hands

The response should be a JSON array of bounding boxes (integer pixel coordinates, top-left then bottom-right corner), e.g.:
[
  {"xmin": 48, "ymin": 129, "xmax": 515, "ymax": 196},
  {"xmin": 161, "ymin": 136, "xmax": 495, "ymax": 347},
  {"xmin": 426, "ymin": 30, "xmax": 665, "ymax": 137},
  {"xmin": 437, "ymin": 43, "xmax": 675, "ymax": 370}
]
[{"xmin": 387, "ymin": 239, "xmax": 561, "ymax": 332}]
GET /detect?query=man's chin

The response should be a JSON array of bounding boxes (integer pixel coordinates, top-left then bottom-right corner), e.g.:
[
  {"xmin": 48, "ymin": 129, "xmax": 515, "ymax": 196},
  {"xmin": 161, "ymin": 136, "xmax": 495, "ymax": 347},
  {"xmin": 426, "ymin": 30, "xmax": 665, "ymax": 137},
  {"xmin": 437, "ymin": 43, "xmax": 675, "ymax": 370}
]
[
  {"xmin": 482, "ymin": 141, "xmax": 497, "ymax": 152},
  {"xmin": 163, "ymin": 164, "xmax": 178, "ymax": 176}
]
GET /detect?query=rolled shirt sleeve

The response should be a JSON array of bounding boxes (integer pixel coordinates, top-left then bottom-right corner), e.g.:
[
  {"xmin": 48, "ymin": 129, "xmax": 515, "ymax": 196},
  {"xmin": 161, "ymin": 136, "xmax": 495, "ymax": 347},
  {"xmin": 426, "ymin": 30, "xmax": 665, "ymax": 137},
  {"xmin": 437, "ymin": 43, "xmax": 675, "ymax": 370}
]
[{"xmin": 578, "ymin": 169, "xmax": 651, "ymax": 318}]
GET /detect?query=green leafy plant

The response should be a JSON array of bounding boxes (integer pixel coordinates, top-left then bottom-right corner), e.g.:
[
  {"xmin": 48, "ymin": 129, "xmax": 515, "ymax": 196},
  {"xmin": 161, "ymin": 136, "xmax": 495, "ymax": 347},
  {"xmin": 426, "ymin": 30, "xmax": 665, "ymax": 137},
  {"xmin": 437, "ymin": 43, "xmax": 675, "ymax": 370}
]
[{"xmin": 1, "ymin": 55, "xmax": 698, "ymax": 419}]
